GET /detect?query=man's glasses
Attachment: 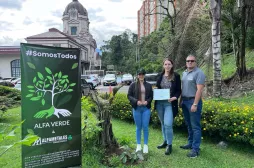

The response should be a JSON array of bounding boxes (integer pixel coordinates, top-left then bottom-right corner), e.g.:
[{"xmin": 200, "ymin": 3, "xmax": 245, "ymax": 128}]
[{"xmin": 186, "ymin": 60, "xmax": 196, "ymax": 63}]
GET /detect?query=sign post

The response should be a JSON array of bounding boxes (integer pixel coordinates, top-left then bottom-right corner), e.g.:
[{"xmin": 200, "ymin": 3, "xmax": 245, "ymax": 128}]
[{"xmin": 20, "ymin": 43, "xmax": 81, "ymax": 168}]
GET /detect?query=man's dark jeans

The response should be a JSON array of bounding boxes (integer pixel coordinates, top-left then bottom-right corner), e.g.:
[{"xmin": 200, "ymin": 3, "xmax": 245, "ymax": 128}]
[{"xmin": 182, "ymin": 99, "xmax": 202, "ymax": 152}]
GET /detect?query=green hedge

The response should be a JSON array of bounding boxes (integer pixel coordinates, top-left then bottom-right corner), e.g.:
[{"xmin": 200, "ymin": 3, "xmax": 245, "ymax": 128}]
[
  {"xmin": 0, "ymin": 86, "xmax": 21, "ymax": 115},
  {"xmin": 109, "ymin": 93, "xmax": 254, "ymax": 146}
]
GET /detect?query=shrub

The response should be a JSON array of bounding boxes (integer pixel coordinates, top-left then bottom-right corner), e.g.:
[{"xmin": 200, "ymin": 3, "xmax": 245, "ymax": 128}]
[
  {"xmin": 81, "ymin": 97, "xmax": 102, "ymax": 140},
  {"xmin": 0, "ymin": 86, "xmax": 21, "ymax": 116},
  {"xmin": 110, "ymin": 93, "xmax": 254, "ymax": 146}
]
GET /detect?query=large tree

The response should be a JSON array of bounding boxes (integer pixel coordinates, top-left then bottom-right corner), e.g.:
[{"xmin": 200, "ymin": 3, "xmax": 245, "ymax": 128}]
[
  {"xmin": 100, "ymin": 30, "xmax": 138, "ymax": 74},
  {"xmin": 210, "ymin": 0, "xmax": 222, "ymax": 97}
]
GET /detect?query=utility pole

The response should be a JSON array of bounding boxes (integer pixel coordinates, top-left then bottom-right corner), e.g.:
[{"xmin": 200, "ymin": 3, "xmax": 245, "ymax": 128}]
[{"xmin": 136, "ymin": 41, "xmax": 140, "ymax": 69}]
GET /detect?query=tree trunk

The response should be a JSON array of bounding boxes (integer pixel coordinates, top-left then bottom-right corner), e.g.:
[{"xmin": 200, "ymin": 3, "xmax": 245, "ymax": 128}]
[
  {"xmin": 238, "ymin": 0, "xmax": 247, "ymax": 80},
  {"xmin": 210, "ymin": 0, "xmax": 222, "ymax": 97},
  {"xmin": 91, "ymin": 92, "xmax": 118, "ymax": 148}
]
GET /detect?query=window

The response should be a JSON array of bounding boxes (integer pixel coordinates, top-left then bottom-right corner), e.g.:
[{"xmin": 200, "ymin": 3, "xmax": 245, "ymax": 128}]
[
  {"xmin": 71, "ymin": 27, "xmax": 77, "ymax": 35},
  {"xmin": 11, "ymin": 59, "xmax": 21, "ymax": 77}
]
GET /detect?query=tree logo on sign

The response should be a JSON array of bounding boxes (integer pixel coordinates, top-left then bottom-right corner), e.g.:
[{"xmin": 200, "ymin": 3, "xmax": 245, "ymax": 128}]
[{"xmin": 26, "ymin": 62, "xmax": 78, "ymax": 119}]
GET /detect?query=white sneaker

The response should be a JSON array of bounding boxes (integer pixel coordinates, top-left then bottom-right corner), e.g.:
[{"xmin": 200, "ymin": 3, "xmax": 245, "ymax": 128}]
[
  {"xmin": 136, "ymin": 144, "xmax": 142, "ymax": 152},
  {"xmin": 143, "ymin": 144, "xmax": 148, "ymax": 153}
]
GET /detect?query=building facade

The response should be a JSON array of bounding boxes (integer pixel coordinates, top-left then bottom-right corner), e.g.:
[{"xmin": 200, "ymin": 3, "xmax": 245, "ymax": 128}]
[
  {"xmin": 0, "ymin": 46, "xmax": 21, "ymax": 78},
  {"xmin": 0, "ymin": 0, "xmax": 101, "ymax": 78},
  {"xmin": 137, "ymin": 0, "xmax": 178, "ymax": 39}
]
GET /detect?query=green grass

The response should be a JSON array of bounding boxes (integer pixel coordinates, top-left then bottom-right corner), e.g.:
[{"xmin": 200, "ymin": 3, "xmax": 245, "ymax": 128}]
[
  {"xmin": 225, "ymin": 92, "xmax": 254, "ymax": 105},
  {"xmin": 112, "ymin": 119, "xmax": 254, "ymax": 168},
  {"xmin": 200, "ymin": 50, "xmax": 254, "ymax": 80},
  {"xmin": 0, "ymin": 107, "xmax": 21, "ymax": 168},
  {"xmin": 1, "ymin": 107, "xmax": 254, "ymax": 168}
]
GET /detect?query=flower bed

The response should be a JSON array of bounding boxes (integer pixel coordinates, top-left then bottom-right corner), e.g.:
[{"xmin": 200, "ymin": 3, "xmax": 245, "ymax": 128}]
[{"xmin": 109, "ymin": 93, "xmax": 254, "ymax": 146}]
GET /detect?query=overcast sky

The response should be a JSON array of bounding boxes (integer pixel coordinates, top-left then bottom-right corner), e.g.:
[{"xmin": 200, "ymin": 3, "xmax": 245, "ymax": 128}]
[{"xmin": 0, "ymin": 0, "xmax": 142, "ymax": 48}]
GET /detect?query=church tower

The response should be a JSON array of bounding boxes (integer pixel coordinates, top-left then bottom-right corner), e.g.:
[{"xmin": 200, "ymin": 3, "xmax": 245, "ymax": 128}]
[{"xmin": 62, "ymin": 0, "xmax": 97, "ymax": 69}]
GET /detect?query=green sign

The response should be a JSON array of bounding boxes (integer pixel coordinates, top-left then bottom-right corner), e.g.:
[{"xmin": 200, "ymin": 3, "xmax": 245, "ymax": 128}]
[{"xmin": 20, "ymin": 43, "xmax": 81, "ymax": 168}]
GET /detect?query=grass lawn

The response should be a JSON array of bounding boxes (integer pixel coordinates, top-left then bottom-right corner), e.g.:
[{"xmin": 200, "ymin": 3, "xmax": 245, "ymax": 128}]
[
  {"xmin": 112, "ymin": 119, "xmax": 254, "ymax": 168},
  {"xmin": 0, "ymin": 107, "xmax": 21, "ymax": 168},
  {"xmin": 199, "ymin": 50, "xmax": 254, "ymax": 80},
  {"xmin": 1, "ymin": 107, "xmax": 254, "ymax": 168}
]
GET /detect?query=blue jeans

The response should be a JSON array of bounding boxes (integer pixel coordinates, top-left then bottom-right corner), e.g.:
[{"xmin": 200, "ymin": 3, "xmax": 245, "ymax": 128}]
[
  {"xmin": 182, "ymin": 99, "xmax": 202, "ymax": 152},
  {"xmin": 132, "ymin": 106, "xmax": 151, "ymax": 144},
  {"xmin": 156, "ymin": 100, "xmax": 173, "ymax": 145}
]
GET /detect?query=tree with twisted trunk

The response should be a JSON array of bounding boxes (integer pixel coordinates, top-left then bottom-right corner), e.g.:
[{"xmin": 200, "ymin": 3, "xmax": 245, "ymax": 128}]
[{"xmin": 89, "ymin": 86, "xmax": 123, "ymax": 148}]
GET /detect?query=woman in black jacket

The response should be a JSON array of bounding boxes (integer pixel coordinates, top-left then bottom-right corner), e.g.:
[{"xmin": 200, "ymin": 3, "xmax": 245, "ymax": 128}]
[
  {"xmin": 127, "ymin": 69, "xmax": 153, "ymax": 154},
  {"xmin": 155, "ymin": 58, "xmax": 181, "ymax": 155}
]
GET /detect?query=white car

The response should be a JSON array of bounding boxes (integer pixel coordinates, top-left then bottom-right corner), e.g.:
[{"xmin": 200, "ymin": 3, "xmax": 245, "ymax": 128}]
[
  {"xmin": 12, "ymin": 78, "xmax": 21, "ymax": 85},
  {"xmin": 0, "ymin": 77, "xmax": 17, "ymax": 83},
  {"xmin": 121, "ymin": 74, "xmax": 133, "ymax": 85},
  {"xmin": 103, "ymin": 74, "xmax": 117, "ymax": 86},
  {"xmin": 81, "ymin": 75, "xmax": 99, "ymax": 89},
  {"xmin": 14, "ymin": 82, "xmax": 21, "ymax": 91}
]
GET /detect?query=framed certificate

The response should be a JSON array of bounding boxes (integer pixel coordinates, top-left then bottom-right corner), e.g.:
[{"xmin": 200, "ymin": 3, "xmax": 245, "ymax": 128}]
[{"xmin": 153, "ymin": 89, "xmax": 170, "ymax": 100}]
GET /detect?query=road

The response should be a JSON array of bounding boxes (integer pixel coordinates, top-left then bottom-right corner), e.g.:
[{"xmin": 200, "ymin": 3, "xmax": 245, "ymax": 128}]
[
  {"xmin": 96, "ymin": 85, "xmax": 129, "ymax": 94},
  {"xmin": 96, "ymin": 76, "xmax": 129, "ymax": 94}
]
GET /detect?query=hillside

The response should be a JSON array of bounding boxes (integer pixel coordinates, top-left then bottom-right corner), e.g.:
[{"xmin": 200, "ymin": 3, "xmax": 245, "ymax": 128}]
[{"xmin": 200, "ymin": 50, "xmax": 254, "ymax": 98}]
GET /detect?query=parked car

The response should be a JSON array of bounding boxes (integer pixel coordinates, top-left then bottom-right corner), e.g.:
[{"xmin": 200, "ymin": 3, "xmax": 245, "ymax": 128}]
[
  {"xmin": 0, "ymin": 77, "xmax": 17, "ymax": 83},
  {"xmin": 14, "ymin": 82, "xmax": 21, "ymax": 91},
  {"xmin": 11, "ymin": 78, "xmax": 21, "ymax": 85},
  {"xmin": 81, "ymin": 79, "xmax": 91, "ymax": 96},
  {"xmin": 121, "ymin": 74, "xmax": 133, "ymax": 85},
  {"xmin": 103, "ymin": 74, "xmax": 117, "ymax": 86},
  {"xmin": 145, "ymin": 73, "xmax": 158, "ymax": 87},
  {"xmin": 81, "ymin": 75, "xmax": 99, "ymax": 89}
]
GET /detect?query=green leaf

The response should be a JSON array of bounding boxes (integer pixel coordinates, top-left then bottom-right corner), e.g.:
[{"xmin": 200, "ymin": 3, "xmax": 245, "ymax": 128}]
[
  {"xmin": 62, "ymin": 75, "xmax": 68, "ymax": 79},
  {"xmin": 27, "ymin": 85, "xmax": 34, "ymax": 89},
  {"xmin": 29, "ymin": 90, "xmax": 35, "ymax": 93},
  {"xmin": 47, "ymin": 76, "xmax": 52, "ymax": 80},
  {"xmin": 7, "ymin": 130, "xmax": 15, "ymax": 137},
  {"xmin": 26, "ymin": 94, "xmax": 33, "ymax": 98},
  {"xmin": 123, "ymin": 156, "xmax": 127, "ymax": 163},
  {"xmin": 36, "ymin": 82, "xmax": 39, "ymax": 87},
  {"xmin": 39, "ymin": 85, "xmax": 42, "ymax": 88},
  {"xmin": 54, "ymin": 73, "xmax": 58, "ymax": 78},
  {"xmin": 38, "ymin": 81, "xmax": 44, "ymax": 84},
  {"xmin": 50, "ymin": 81, "xmax": 53, "ymax": 85},
  {"xmin": 72, "ymin": 63, "xmax": 78, "ymax": 69},
  {"xmin": 30, "ymin": 97, "xmax": 41, "ymax": 101},
  {"xmin": 27, "ymin": 129, "xmax": 34, "ymax": 135},
  {"xmin": 27, "ymin": 62, "xmax": 36, "ymax": 69},
  {"xmin": 64, "ymin": 83, "xmax": 68, "ymax": 89},
  {"xmin": 58, "ymin": 71, "xmax": 62, "ymax": 78},
  {"xmin": 69, "ymin": 83, "xmax": 76, "ymax": 87},
  {"xmin": 33, "ymin": 77, "xmax": 37, "ymax": 83},
  {"xmin": 37, "ymin": 72, "xmax": 44, "ymax": 80},
  {"xmin": 18, "ymin": 134, "xmax": 40, "ymax": 146},
  {"xmin": 41, "ymin": 99, "xmax": 45, "ymax": 106},
  {"xmin": 67, "ymin": 89, "xmax": 73, "ymax": 92},
  {"xmin": 60, "ymin": 80, "xmax": 65, "ymax": 84},
  {"xmin": 45, "ymin": 84, "xmax": 50, "ymax": 88},
  {"xmin": 66, "ymin": 79, "xmax": 69, "ymax": 83},
  {"xmin": 45, "ymin": 67, "xmax": 52, "ymax": 74}
]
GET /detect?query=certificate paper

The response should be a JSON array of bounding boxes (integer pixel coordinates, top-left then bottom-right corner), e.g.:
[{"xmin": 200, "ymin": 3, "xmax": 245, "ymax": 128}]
[{"xmin": 153, "ymin": 89, "xmax": 170, "ymax": 100}]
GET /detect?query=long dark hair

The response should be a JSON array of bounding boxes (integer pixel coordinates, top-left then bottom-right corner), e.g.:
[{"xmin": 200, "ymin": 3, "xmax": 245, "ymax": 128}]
[{"xmin": 162, "ymin": 58, "xmax": 174, "ymax": 79}]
